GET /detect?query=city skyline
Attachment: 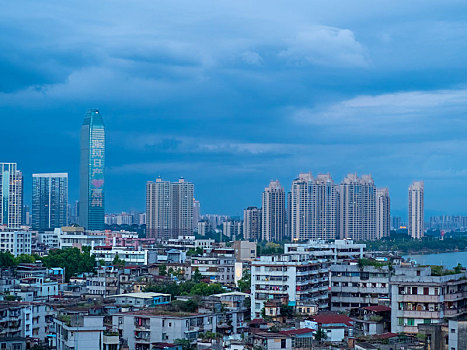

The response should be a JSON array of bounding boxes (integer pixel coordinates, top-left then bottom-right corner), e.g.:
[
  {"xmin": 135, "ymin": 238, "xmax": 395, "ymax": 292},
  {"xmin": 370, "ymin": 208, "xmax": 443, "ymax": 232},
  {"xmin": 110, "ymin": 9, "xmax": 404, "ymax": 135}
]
[{"xmin": 2, "ymin": 2, "xmax": 467, "ymax": 217}]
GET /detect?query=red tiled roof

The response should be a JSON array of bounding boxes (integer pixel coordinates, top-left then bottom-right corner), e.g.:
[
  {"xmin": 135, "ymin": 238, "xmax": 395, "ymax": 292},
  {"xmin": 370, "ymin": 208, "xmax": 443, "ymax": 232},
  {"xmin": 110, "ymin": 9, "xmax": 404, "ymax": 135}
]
[
  {"xmin": 373, "ymin": 332, "xmax": 397, "ymax": 339},
  {"xmin": 250, "ymin": 318, "xmax": 266, "ymax": 325},
  {"xmin": 279, "ymin": 328, "xmax": 314, "ymax": 336},
  {"xmin": 313, "ymin": 314, "xmax": 353, "ymax": 327},
  {"xmin": 363, "ymin": 305, "xmax": 391, "ymax": 312}
]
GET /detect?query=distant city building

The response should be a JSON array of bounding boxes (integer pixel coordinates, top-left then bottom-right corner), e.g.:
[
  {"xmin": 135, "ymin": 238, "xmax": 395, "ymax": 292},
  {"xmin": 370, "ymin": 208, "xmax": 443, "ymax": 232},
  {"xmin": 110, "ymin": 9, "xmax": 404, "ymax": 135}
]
[
  {"xmin": 338, "ymin": 174, "xmax": 376, "ymax": 241},
  {"xmin": 290, "ymin": 173, "xmax": 313, "ymax": 241},
  {"xmin": 408, "ymin": 181, "xmax": 424, "ymax": 239},
  {"xmin": 376, "ymin": 187, "xmax": 390, "ymax": 239},
  {"xmin": 222, "ymin": 220, "xmax": 243, "ymax": 239},
  {"xmin": 32, "ymin": 173, "xmax": 68, "ymax": 231},
  {"xmin": 262, "ymin": 180, "xmax": 286, "ymax": 242},
  {"xmin": 391, "ymin": 216, "xmax": 402, "ymax": 230},
  {"xmin": 146, "ymin": 177, "xmax": 194, "ymax": 239},
  {"xmin": 197, "ymin": 220, "xmax": 208, "ymax": 236},
  {"xmin": 79, "ymin": 109, "xmax": 105, "ymax": 230},
  {"xmin": 429, "ymin": 215, "xmax": 467, "ymax": 232},
  {"xmin": 289, "ymin": 173, "xmax": 338, "ymax": 241},
  {"xmin": 0, "ymin": 163, "xmax": 23, "ymax": 228},
  {"xmin": 243, "ymin": 206, "xmax": 262, "ymax": 241},
  {"xmin": 193, "ymin": 199, "xmax": 200, "ymax": 228}
]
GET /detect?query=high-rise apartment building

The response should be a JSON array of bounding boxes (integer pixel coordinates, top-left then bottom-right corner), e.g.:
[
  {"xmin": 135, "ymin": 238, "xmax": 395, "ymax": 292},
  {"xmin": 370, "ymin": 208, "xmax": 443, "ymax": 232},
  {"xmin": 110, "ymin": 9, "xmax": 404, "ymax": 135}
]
[
  {"xmin": 193, "ymin": 199, "xmax": 200, "ymax": 228},
  {"xmin": 289, "ymin": 173, "xmax": 338, "ymax": 241},
  {"xmin": 32, "ymin": 173, "xmax": 68, "ymax": 230},
  {"xmin": 0, "ymin": 163, "xmax": 23, "ymax": 228},
  {"xmin": 262, "ymin": 180, "xmax": 286, "ymax": 242},
  {"xmin": 146, "ymin": 177, "xmax": 194, "ymax": 239},
  {"xmin": 376, "ymin": 187, "xmax": 390, "ymax": 239},
  {"xmin": 243, "ymin": 206, "xmax": 262, "ymax": 241},
  {"xmin": 408, "ymin": 181, "xmax": 424, "ymax": 239},
  {"xmin": 290, "ymin": 173, "xmax": 312, "ymax": 241},
  {"xmin": 79, "ymin": 109, "xmax": 105, "ymax": 230},
  {"xmin": 338, "ymin": 174, "xmax": 377, "ymax": 241},
  {"xmin": 310, "ymin": 174, "xmax": 338, "ymax": 240}
]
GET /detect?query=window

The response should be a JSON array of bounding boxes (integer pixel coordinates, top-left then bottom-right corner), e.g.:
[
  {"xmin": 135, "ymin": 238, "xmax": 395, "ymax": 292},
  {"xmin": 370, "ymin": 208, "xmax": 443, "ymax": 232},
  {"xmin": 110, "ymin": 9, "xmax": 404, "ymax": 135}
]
[
  {"xmin": 407, "ymin": 318, "xmax": 414, "ymax": 326},
  {"xmin": 451, "ymin": 328, "xmax": 456, "ymax": 333},
  {"xmin": 281, "ymin": 339, "xmax": 286, "ymax": 348},
  {"xmin": 424, "ymin": 319, "xmax": 431, "ymax": 324}
]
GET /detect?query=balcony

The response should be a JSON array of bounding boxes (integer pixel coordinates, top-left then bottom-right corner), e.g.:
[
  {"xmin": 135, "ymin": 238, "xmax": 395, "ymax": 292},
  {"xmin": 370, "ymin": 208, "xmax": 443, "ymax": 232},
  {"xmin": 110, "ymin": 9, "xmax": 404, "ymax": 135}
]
[
  {"xmin": 398, "ymin": 294, "xmax": 440, "ymax": 303},
  {"xmin": 400, "ymin": 310, "xmax": 440, "ymax": 318}
]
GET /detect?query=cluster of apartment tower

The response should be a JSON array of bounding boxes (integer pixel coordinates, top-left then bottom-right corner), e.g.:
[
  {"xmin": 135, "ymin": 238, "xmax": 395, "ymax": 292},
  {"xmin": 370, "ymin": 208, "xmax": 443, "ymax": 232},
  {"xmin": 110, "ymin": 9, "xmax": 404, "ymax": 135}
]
[{"xmin": 244, "ymin": 173, "xmax": 425, "ymax": 242}]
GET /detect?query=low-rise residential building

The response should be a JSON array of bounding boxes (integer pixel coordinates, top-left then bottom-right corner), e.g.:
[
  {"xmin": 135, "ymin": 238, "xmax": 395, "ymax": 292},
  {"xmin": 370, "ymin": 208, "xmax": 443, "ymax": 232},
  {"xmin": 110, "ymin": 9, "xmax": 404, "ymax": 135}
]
[
  {"xmin": 0, "ymin": 337, "xmax": 27, "ymax": 350},
  {"xmin": 0, "ymin": 302, "xmax": 33, "ymax": 338},
  {"xmin": 232, "ymin": 241, "xmax": 256, "ymax": 261},
  {"xmin": 0, "ymin": 231, "xmax": 31, "ymax": 256},
  {"xmin": 312, "ymin": 314, "xmax": 354, "ymax": 342},
  {"xmin": 38, "ymin": 230, "xmax": 60, "ymax": 249},
  {"xmin": 251, "ymin": 253, "xmax": 330, "ymax": 319},
  {"xmin": 191, "ymin": 251, "xmax": 236, "ymax": 285},
  {"xmin": 91, "ymin": 246, "xmax": 157, "ymax": 266},
  {"xmin": 448, "ymin": 316, "xmax": 467, "ymax": 350},
  {"xmin": 284, "ymin": 239, "xmax": 365, "ymax": 262},
  {"xmin": 86, "ymin": 266, "xmax": 120, "ymax": 297},
  {"xmin": 57, "ymin": 227, "xmax": 106, "ymax": 249},
  {"xmin": 54, "ymin": 315, "xmax": 106, "ymax": 350},
  {"xmin": 113, "ymin": 292, "xmax": 171, "ymax": 308},
  {"xmin": 391, "ymin": 266, "xmax": 467, "ymax": 334},
  {"xmin": 330, "ymin": 263, "xmax": 391, "ymax": 311},
  {"xmin": 112, "ymin": 310, "xmax": 218, "ymax": 349}
]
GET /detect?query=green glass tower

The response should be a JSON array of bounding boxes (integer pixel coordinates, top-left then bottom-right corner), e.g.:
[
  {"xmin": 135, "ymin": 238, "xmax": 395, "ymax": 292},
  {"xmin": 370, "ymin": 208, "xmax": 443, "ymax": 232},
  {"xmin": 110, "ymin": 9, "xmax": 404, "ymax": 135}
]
[{"xmin": 79, "ymin": 109, "xmax": 105, "ymax": 230}]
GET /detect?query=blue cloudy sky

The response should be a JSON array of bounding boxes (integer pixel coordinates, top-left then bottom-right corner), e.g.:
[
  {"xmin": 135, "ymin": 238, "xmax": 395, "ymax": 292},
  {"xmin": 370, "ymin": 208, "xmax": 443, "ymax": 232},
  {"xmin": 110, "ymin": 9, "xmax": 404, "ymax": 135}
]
[{"xmin": 2, "ymin": 1, "xmax": 467, "ymax": 218}]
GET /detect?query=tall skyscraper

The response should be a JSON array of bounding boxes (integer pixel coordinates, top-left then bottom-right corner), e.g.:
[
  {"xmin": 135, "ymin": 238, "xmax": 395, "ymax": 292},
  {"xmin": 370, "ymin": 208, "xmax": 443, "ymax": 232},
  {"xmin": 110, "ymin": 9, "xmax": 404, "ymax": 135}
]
[
  {"xmin": 338, "ymin": 174, "xmax": 376, "ymax": 241},
  {"xmin": 146, "ymin": 177, "xmax": 194, "ymax": 239},
  {"xmin": 32, "ymin": 173, "xmax": 68, "ymax": 230},
  {"xmin": 243, "ymin": 206, "xmax": 262, "ymax": 241},
  {"xmin": 290, "ymin": 173, "xmax": 338, "ymax": 241},
  {"xmin": 290, "ymin": 173, "xmax": 312, "ymax": 241},
  {"xmin": 193, "ymin": 199, "xmax": 200, "ymax": 228},
  {"xmin": 262, "ymin": 180, "xmax": 286, "ymax": 242},
  {"xmin": 79, "ymin": 109, "xmax": 105, "ymax": 230},
  {"xmin": 376, "ymin": 187, "xmax": 390, "ymax": 239},
  {"xmin": 0, "ymin": 163, "xmax": 23, "ymax": 228},
  {"xmin": 310, "ymin": 174, "xmax": 338, "ymax": 240},
  {"xmin": 408, "ymin": 181, "xmax": 424, "ymax": 239}
]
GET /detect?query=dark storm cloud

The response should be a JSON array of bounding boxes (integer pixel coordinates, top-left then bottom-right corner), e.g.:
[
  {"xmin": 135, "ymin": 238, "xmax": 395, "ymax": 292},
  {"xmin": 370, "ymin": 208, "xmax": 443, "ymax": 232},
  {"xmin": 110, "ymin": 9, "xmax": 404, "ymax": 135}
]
[{"xmin": 2, "ymin": 0, "xmax": 467, "ymax": 216}]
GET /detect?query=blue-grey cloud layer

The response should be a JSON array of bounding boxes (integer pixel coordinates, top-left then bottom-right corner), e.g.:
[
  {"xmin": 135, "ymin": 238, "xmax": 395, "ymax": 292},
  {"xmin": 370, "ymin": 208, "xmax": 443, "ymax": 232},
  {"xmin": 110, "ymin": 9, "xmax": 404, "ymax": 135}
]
[{"xmin": 2, "ymin": 0, "xmax": 467, "ymax": 217}]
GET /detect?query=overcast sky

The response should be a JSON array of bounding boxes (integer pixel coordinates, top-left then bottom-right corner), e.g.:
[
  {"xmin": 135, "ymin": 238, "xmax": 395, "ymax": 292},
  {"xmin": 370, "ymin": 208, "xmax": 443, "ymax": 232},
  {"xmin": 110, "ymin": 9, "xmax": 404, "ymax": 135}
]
[{"xmin": 2, "ymin": 1, "xmax": 467, "ymax": 218}]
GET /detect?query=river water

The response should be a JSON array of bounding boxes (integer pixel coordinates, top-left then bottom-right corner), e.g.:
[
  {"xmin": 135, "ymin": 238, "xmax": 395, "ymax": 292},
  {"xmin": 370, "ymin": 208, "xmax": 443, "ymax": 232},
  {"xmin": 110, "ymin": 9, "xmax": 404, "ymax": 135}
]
[{"xmin": 402, "ymin": 251, "xmax": 467, "ymax": 268}]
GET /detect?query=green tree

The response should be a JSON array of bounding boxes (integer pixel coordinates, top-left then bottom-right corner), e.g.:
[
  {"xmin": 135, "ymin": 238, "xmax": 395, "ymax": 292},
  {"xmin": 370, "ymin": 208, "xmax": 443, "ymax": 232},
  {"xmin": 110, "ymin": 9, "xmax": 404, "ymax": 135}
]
[
  {"xmin": 191, "ymin": 268, "xmax": 202, "ymax": 283},
  {"xmin": 112, "ymin": 253, "xmax": 125, "ymax": 267},
  {"xmin": 280, "ymin": 304, "xmax": 294, "ymax": 317},
  {"xmin": 237, "ymin": 270, "xmax": 251, "ymax": 292},
  {"xmin": 314, "ymin": 328, "xmax": 327, "ymax": 343},
  {"xmin": 42, "ymin": 247, "xmax": 96, "ymax": 282},
  {"xmin": 0, "ymin": 252, "xmax": 16, "ymax": 267},
  {"xmin": 174, "ymin": 338, "xmax": 193, "ymax": 350},
  {"xmin": 159, "ymin": 264, "xmax": 167, "ymax": 276}
]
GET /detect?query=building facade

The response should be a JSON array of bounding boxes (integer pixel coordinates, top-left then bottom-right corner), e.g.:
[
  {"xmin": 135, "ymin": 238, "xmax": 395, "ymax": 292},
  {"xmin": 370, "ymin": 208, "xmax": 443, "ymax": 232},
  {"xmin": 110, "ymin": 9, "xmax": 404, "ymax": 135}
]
[
  {"xmin": 391, "ymin": 266, "xmax": 467, "ymax": 334},
  {"xmin": 32, "ymin": 173, "xmax": 68, "ymax": 230},
  {"xmin": 0, "ymin": 163, "xmax": 23, "ymax": 228},
  {"xmin": 330, "ymin": 263, "xmax": 390, "ymax": 311},
  {"xmin": 408, "ymin": 181, "xmax": 424, "ymax": 239},
  {"xmin": 251, "ymin": 253, "xmax": 330, "ymax": 319},
  {"xmin": 262, "ymin": 180, "xmax": 286, "ymax": 242},
  {"xmin": 79, "ymin": 109, "xmax": 105, "ymax": 230},
  {"xmin": 376, "ymin": 187, "xmax": 390, "ymax": 239},
  {"xmin": 0, "ymin": 230, "xmax": 31, "ymax": 256},
  {"xmin": 243, "ymin": 207, "xmax": 262, "ymax": 241},
  {"xmin": 338, "ymin": 174, "xmax": 377, "ymax": 241},
  {"xmin": 146, "ymin": 177, "xmax": 194, "ymax": 239}
]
